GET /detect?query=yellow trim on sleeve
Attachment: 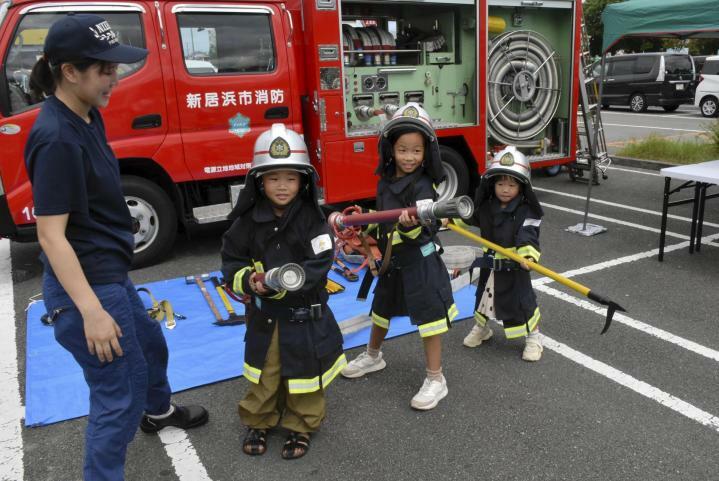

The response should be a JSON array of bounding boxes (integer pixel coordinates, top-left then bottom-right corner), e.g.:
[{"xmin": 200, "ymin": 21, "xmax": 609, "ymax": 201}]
[
  {"xmin": 233, "ymin": 267, "xmax": 252, "ymax": 295},
  {"xmin": 266, "ymin": 289, "xmax": 287, "ymax": 300},
  {"xmin": 398, "ymin": 225, "xmax": 422, "ymax": 239},
  {"xmin": 517, "ymin": 245, "xmax": 541, "ymax": 263}
]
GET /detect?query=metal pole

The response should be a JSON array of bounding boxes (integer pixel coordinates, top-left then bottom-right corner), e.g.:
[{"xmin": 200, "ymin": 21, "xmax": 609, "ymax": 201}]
[{"xmin": 581, "ymin": 52, "xmax": 607, "ymax": 230}]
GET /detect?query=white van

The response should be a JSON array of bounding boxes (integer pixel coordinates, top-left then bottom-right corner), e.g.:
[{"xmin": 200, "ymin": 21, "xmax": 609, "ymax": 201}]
[{"xmin": 694, "ymin": 56, "xmax": 719, "ymax": 117}]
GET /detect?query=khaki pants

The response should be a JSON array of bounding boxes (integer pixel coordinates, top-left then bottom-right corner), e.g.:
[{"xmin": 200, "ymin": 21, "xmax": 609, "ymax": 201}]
[{"xmin": 238, "ymin": 324, "xmax": 325, "ymax": 433}]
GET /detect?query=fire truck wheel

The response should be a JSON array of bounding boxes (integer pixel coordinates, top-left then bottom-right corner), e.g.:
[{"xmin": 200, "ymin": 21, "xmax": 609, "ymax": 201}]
[
  {"xmin": 543, "ymin": 165, "xmax": 562, "ymax": 177},
  {"xmin": 122, "ymin": 175, "xmax": 177, "ymax": 268},
  {"xmin": 436, "ymin": 146, "xmax": 469, "ymax": 201}
]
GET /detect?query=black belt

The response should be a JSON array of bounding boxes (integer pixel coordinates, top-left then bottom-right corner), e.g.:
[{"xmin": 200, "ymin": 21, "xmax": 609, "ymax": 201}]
[
  {"xmin": 253, "ymin": 297, "xmax": 321, "ymax": 323},
  {"xmin": 471, "ymin": 255, "xmax": 521, "ymax": 272}
]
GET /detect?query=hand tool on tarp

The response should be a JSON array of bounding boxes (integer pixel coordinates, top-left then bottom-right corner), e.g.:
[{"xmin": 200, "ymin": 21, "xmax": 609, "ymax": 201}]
[
  {"xmin": 137, "ymin": 287, "xmax": 185, "ymax": 329},
  {"xmin": 326, "ymin": 277, "xmax": 345, "ymax": 294},
  {"xmin": 328, "ymin": 196, "xmax": 475, "ymax": 300},
  {"xmin": 185, "ymin": 274, "xmax": 225, "ymax": 325},
  {"xmin": 446, "ymin": 222, "xmax": 624, "ymax": 334},
  {"xmin": 332, "ymin": 257, "xmax": 359, "ymax": 281},
  {"xmin": 210, "ymin": 276, "xmax": 245, "ymax": 326}
]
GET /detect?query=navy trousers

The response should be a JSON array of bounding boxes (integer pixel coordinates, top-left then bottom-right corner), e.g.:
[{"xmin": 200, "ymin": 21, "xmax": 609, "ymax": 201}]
[{"xmin": 43, "ymin": 274, "xmax": 172, "ymax": 481}]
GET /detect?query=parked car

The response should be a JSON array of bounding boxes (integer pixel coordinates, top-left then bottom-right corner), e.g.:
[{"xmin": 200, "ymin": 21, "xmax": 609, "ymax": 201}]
[
  {"xmin": 597, "ymin": 52, "xmax": 695, "ymax": 112},
  {"xmin": 693, "ymin": 55, "xmax": 709, "ymax": 77},
  {"xmin": 694, "ymin": 55, "xmax": 719, "ymax": 117}
]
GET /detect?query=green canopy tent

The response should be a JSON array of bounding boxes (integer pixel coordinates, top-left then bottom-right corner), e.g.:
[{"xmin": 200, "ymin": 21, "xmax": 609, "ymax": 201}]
[{"xmin": 601, "ymin": 0, "xmax": 719, "ymax": 54}]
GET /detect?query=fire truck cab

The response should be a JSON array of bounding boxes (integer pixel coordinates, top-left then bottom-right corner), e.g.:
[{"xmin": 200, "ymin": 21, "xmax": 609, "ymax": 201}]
[{"xmin": 0, "ymin": 0, "xmax": 581, "ymax": 266}]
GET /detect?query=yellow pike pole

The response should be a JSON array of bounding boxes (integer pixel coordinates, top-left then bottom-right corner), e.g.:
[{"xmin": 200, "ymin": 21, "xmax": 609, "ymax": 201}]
[{"xmin": 447, "ymin": 222, "xmax": 625, "ymax": 334}]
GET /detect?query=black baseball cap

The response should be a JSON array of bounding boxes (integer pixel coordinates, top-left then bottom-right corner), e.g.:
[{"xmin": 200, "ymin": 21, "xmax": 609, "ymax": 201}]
[{"xmin": 44, "ymin": 13, "xmax": 148, "ymax": 65}]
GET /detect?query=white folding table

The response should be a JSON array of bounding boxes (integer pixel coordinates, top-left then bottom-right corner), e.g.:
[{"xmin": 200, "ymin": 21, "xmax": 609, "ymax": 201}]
[{"xmin": 659, "ymin": 160, "xmax": 719, "ymax": 261}]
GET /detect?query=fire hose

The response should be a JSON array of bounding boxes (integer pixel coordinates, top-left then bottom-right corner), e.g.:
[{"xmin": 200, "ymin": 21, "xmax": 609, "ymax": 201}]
[
  {"xmin": 487, "ymin": 30, "xmax": 561, "ymax": 144},
  {"xmin": 329, "ymin": 196, "xmax": 474, "ymax": 235},
  {"xmin": 330, "ymin": 196, "xmax": 475, "ymax": 300},
  {"xmin": 254, "ymin": 263, "xmax": 306, "ymax": 292}
]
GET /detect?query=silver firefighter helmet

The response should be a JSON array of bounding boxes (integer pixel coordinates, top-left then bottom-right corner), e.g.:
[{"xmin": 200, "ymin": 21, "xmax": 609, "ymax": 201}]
[
  {"xmin": 380, "ymin": 102, "xmax": 436, "ymax": 142},
  {"xmin": 485, "ymin": 146, "xmax": 531, "ymax": 184},
  {"xmin": 376, "ymin": 102, "xmax": 446, "ymax": 185},
  {"xmin": 249, "ymin": 123, "xmax": 317, "ymax": 178}
]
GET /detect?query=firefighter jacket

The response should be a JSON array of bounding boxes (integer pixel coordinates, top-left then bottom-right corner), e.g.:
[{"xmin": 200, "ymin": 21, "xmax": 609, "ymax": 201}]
[
  {"xmin": 370, "ymin": 169, "xmax": 458, "ymax": 337},
  {"xmin": 467, "ymin": 192, "xmax": 542, "ymax": 337},
  {"xmin": 221, "ymin": 196, "xmax": 346, "ymax": 394}
]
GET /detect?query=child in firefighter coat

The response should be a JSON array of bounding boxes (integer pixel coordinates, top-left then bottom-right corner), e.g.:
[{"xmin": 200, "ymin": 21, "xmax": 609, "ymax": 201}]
[
  {"xmin": 341, "ymin": 103, "xmax": 458, "ymax": 410},
  {"xmin": 461, "ymin": 146, "xmax": 545, "ymax": 361},
  {"xmin": 221, "ymin": 124, "xmax": 346, "ymax": 460}
]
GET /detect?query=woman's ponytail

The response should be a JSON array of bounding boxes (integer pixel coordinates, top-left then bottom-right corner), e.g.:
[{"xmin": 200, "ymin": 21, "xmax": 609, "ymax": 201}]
[{"xmin": 29, "ymin": 56, "xmax": 60, "ymax": 98}]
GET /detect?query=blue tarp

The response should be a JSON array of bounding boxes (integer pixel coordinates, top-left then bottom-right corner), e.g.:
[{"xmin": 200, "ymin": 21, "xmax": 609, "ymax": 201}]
[{"xmin": 25, "ymin": 269, "xmax": 476, "ymax": 427}]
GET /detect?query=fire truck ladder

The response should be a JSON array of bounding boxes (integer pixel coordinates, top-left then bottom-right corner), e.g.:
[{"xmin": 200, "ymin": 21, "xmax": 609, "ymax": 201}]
[
  {"xmin": 566, "ymin": 20, "xmax": 608, "ymax": 237},
  {"xmin": 570, "ymin": 21, "xmax": 611, "ymax": 185}
]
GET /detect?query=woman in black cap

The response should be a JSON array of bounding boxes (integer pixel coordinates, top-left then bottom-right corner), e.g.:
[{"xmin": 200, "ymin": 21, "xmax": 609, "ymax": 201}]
[{"xmin": 24, "ymin": 13, "xmax": 207, "ymax": 481}]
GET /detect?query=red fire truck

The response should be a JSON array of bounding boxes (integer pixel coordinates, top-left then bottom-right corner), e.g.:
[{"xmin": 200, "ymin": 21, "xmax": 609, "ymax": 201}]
[{"xmin": 0, "ymin": 0, "xmax": 581, "ymax": 266}]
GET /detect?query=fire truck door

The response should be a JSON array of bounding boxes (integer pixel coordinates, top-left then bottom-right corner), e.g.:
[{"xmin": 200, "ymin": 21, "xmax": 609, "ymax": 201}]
[
  {"xmin": 164, "ymin": 3, "xmax": 295, "ymax": 179},
  {"xmin": 0, "ymin": 6, "xmax": 164, "ymax": 229}
]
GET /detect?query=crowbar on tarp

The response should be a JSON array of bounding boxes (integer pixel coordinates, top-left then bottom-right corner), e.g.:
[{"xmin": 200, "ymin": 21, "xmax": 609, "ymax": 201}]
[{"xmin": 447, "ymin": 222, "xmax": 625, "ymax": 334}]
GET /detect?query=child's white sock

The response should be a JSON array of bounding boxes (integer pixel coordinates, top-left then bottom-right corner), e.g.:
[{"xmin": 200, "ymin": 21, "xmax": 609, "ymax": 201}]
[
  {"xmin": 426, "ymin": 367, "xmax": 443, "ymax": 382},
  {"xmin": 367, "ymin": 346, "xmax": 381, "ymax": 359}
]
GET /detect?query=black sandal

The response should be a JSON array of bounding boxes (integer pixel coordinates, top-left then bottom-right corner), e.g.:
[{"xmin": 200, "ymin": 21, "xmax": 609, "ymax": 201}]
[
  {"xmin": 281, "ymin": 431, "xmax": 310, "ymax": 460},
  {"xmin": 242, "ymin": 428, "xmax": 267, "ymax": 456}
]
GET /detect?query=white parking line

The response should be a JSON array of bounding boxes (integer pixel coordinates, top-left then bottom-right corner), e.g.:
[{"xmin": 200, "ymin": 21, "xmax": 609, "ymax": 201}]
[
  {"xmin": 542, "ymin": 202, "xmax": 693, "ymax": 239},
  {"xmin": 607, "ymin": 166, "xmax": 662, "ymax": 176},
  {"xmin": 543, "ymin": 335, "xmax": 719, "ymax": 433},
  {"xmin": 603, "ymin": 123, "xmax": 705, "ymax": 133},
  {"xmin": 0, "ymin": 239, "xmax": 24, "ymax": 481},
  {"xmin": 603, "ymin": 111, "xmax": 703, "ymax": 122},
  {"xmin": 535, "ymin": 243, "xmax": 674, "ymax": 287},
  {"xmin": 534, "ymin": 233, "xmax": 719, "ymax": 287},
  {"xmin": 534, "ymin": 187, "xmax": 719, "ymax": 229},
  {"xmin": 159, "ymin": 428, "xmax": 213, "ymax": 481},
  {"xmin": 537, "ymin": 284, "xmax": 719, "ymax": 363}
]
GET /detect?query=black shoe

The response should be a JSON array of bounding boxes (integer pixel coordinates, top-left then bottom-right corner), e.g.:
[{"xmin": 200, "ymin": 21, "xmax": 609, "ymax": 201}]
[{"xmin": 140, "ymin": 403, "xmax": 209, "ymax": 433}]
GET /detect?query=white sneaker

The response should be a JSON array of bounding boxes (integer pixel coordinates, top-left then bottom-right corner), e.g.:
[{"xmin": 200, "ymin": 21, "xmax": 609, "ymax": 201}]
[
  {"xmin": 463, "ymin": 324, "xmax": 493, "ymax": 348},
  {"xmin": 410, "ymin": 376, "xmax": 448, "ymax": 410},
  {"xmin": 341, "ymin": 351, "xmax": 387, "ymax": 378},
  {"xmin": 522, "ymin": 332, "xmax": 543, "ymax": 362}
]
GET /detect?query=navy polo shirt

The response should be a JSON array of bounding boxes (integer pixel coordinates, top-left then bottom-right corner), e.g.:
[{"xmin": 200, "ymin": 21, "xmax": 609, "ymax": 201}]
[{"xmin": 24, "ymin": 96, "xmax": 134, "ymax": 284}]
